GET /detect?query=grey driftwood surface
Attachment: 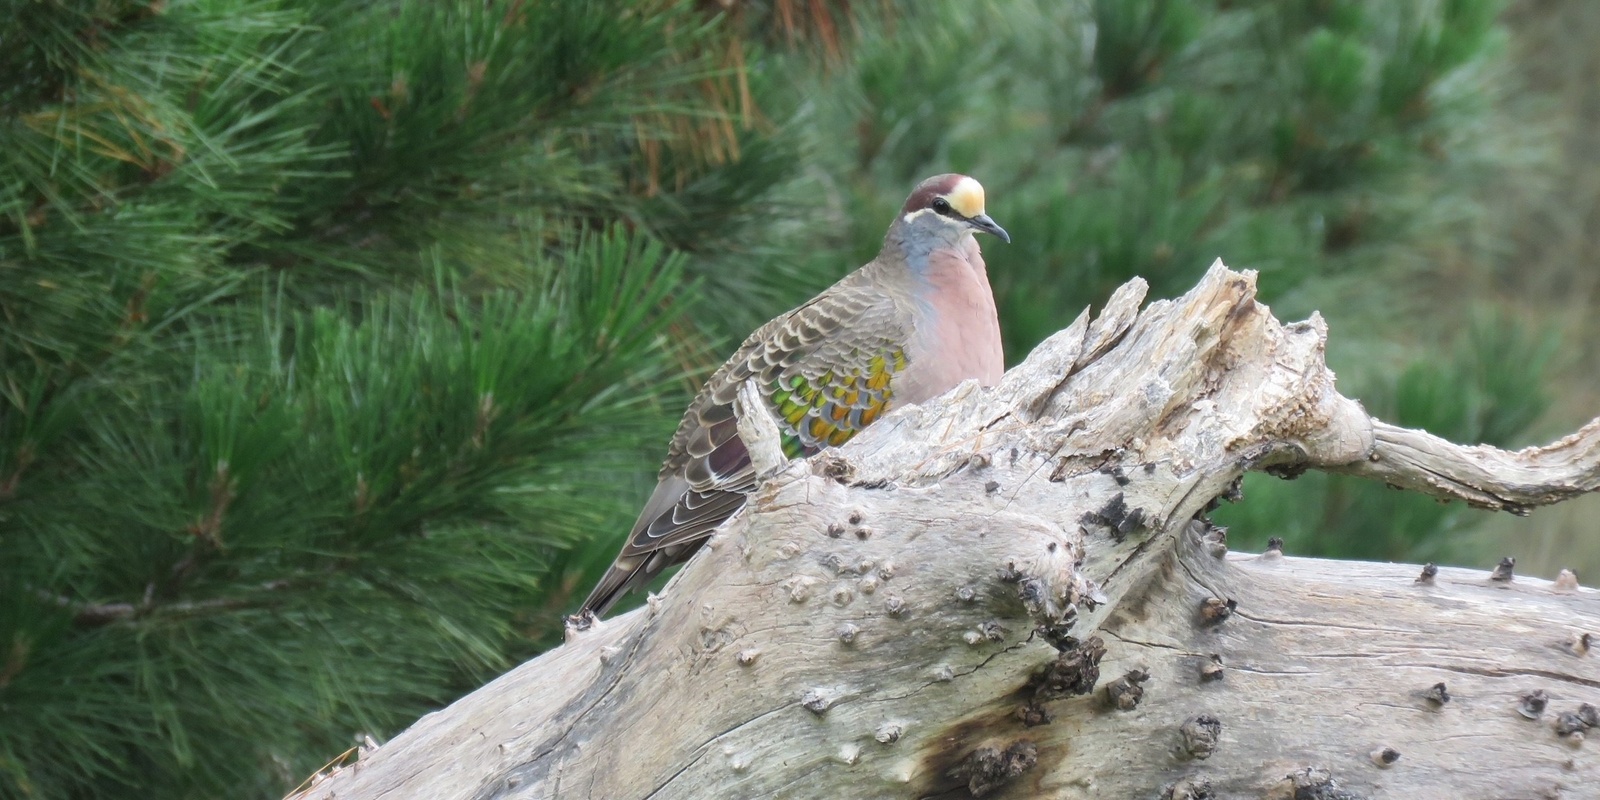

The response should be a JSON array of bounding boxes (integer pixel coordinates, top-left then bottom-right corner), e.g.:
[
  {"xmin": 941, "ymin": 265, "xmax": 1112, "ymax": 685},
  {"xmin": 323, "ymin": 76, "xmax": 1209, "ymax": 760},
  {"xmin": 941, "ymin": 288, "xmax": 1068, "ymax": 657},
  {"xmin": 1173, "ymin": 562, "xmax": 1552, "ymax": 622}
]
[{"xmin": 296, "ymin": 262, "xmax": 1600, "ymax": 800}]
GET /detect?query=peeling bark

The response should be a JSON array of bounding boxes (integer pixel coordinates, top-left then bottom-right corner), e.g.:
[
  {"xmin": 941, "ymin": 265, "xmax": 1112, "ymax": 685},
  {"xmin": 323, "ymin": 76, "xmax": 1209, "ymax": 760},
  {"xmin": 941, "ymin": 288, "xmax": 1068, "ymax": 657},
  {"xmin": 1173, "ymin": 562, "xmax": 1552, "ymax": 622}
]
[{"xmin": 297, "ymin": 263, "xmax": 1600, "ymax": 800}]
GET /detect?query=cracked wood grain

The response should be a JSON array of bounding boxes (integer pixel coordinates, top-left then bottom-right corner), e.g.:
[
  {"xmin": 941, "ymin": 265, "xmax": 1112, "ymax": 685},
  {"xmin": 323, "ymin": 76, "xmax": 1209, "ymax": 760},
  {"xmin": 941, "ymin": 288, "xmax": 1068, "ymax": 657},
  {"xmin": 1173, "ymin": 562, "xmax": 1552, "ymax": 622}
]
[{"xmin": 296, "ymin": 262, "xmax": 1600, "ymax": 800}]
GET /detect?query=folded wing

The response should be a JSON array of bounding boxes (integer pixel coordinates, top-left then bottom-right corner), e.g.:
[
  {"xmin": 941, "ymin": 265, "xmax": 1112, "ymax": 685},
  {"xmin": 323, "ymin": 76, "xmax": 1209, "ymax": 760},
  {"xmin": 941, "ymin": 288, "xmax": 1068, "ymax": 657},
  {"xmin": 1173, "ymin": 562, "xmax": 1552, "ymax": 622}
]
[{"xmin": 577, "ymin": 278, "xmax": 910, "ymax": 616}]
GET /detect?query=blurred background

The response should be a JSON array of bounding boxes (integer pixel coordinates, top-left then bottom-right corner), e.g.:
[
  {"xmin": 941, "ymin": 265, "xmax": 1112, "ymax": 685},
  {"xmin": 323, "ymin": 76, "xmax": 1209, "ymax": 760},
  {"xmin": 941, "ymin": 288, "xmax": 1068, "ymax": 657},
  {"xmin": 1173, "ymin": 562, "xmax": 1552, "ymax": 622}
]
[{"xmin": 2, "ymin": 0, "xmax": 1597, "ymax": 796}]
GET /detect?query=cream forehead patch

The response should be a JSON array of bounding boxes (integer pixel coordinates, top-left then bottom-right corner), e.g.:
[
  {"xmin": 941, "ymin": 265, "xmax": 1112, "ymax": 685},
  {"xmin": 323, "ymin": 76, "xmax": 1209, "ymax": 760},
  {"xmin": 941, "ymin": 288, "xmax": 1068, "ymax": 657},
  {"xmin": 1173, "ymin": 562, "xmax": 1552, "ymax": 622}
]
[{"xmin": 945, "ymin": 177, "xmax": 986, "ymax": 218}]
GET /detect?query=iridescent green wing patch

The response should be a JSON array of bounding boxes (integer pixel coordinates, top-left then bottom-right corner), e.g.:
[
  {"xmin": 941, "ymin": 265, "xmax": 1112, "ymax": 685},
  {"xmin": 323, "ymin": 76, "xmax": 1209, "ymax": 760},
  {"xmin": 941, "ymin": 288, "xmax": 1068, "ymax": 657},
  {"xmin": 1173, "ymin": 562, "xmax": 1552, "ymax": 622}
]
[{"xmin": 770, "ymin": 349, "xmax": 907, "ymax": 457}]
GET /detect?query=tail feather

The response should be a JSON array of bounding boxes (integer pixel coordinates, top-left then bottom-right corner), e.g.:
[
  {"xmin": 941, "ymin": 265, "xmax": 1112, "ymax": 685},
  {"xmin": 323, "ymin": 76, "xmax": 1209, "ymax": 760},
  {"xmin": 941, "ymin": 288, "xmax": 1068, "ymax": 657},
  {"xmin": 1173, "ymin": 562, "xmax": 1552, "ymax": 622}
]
[{"xmin": 576, "ymin": 472, "xmax": 749, "ymax": 617}]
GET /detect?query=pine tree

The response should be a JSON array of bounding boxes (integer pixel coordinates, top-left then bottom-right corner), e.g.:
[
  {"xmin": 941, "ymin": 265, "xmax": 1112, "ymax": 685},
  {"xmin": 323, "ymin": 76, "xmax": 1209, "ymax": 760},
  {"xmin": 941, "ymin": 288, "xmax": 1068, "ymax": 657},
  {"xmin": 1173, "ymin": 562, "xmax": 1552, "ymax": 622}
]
[
  {"xmin": 0, "ymin": 1, "xmax": 1551, "ymax": 797},
  {"xmin": 0, "ymin": 1, "xmax": 843, "ymax": 797}
]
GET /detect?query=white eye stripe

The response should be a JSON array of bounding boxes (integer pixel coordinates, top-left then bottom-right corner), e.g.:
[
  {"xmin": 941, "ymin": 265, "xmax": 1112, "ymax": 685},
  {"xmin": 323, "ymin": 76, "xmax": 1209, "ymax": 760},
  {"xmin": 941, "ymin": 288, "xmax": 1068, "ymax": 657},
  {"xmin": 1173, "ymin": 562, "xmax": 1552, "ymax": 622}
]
[{"xmin": 902, "ymin": 207, "xmax": 967, "ymax": 225}]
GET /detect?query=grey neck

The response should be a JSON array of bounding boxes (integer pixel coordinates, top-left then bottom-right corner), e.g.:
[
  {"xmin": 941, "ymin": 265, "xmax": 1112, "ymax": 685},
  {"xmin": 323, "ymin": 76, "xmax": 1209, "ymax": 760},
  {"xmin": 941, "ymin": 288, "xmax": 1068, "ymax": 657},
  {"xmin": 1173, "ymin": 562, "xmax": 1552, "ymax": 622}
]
[{"xmin": 880, "ymin": 213, "xmax": 973, "ymax": 274}]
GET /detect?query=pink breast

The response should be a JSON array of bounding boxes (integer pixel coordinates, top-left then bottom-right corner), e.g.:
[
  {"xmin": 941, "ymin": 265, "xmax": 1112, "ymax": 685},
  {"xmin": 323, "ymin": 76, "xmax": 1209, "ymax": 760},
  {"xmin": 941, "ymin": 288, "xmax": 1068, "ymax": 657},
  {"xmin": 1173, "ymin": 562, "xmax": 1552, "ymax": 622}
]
[{"xmin": 899, "ymin": 238, "xmax": 1004, "ymax": 405}]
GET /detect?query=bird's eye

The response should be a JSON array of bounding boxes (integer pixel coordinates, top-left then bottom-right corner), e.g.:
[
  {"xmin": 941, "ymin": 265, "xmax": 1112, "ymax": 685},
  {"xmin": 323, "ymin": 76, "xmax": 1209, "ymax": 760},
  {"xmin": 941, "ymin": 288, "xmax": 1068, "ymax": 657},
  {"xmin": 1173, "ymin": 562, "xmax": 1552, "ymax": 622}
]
[{"xmin": 931, "ymin": 197, "xmax": 952, "ymax": 215}]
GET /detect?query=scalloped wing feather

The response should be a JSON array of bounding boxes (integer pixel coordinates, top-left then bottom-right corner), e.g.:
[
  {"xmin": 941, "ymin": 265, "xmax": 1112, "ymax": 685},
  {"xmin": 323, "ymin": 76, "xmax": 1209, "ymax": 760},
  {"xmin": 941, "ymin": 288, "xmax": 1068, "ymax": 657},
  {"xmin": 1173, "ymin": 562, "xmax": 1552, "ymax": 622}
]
[{"xmin": 578, "ymin": 274, "xmax": 912, "ymax": 615}]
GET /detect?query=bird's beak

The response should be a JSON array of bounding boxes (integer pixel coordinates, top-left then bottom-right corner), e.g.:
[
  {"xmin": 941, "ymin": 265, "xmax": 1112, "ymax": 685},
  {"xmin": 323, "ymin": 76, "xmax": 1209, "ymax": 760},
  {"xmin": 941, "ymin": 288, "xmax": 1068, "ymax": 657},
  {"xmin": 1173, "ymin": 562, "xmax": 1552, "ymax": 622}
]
[{"xmin": 968, "ymin": 213, "xmax": 1011, "ymax": 243}]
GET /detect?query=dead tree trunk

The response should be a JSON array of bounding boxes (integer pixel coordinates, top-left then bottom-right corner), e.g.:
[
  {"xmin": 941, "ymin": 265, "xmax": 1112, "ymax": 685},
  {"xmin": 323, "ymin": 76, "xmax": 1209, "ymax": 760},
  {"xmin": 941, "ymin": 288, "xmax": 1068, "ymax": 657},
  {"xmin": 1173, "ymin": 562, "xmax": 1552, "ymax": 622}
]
[{"xmin": 298, "ymin": 263, "xmax": 1600, "ymax": 800}]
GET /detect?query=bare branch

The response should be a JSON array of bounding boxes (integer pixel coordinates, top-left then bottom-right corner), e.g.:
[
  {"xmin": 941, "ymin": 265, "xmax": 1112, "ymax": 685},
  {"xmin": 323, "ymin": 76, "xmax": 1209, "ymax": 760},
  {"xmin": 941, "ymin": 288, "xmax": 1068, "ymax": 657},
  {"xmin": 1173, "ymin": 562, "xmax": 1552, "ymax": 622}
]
[
  {"xmin": 735, "ymin": 378, "xmax": 788, "ymax": 479},
  {"xmin": 1326, "ymin": 418, "xmax": 1600, "ymax": 514},
  {"xmin": 297, "ymin": 263, "xmax": 1600, "ymax": 800},
  {"xmin": 41, "ymin": 579, "xmax": 297, "ymax": 628}
]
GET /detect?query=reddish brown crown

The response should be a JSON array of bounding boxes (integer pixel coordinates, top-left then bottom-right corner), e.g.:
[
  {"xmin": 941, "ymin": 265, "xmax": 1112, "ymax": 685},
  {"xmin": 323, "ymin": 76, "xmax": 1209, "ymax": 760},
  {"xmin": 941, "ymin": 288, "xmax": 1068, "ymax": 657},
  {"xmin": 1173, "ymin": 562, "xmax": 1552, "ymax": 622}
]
[
  {"xmin": 900, "ymin": 174, "xmax": 969, "ymax": 214},
  {"xmin": 899, "ymin": 173, "xmax": 988, "ymax": 220}
]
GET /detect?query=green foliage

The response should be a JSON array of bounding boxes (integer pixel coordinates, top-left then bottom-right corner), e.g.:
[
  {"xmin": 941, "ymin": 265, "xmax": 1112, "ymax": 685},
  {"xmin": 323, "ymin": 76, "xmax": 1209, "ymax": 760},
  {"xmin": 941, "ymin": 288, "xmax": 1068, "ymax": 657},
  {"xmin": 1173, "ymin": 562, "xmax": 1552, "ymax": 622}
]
[
  {"xmin": 0, "ymin": 0, "xmax": 818, "ymax": 796},
  {"xmin": 1391, "ymin": 313, "xmax": 1555, "ymax": 446},
  {"xmin": 1091, "ymin": 0, "xmax": 1203, "ymax": 99},
  {"xmin": 0, "ymin": 230, "xmax": 688, "ymax": 797},
  {"xmin": 781, "ymin": 0, "xmax": 1517, "ymax": 357}
]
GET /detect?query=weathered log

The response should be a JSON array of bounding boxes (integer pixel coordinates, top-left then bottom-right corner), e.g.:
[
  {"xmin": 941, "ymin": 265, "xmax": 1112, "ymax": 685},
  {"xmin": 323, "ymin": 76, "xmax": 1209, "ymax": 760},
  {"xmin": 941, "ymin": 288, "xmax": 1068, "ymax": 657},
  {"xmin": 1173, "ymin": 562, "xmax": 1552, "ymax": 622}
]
[{"xmin": 297, "ymin": 262, "xmax": 1600, "ymax": 800}]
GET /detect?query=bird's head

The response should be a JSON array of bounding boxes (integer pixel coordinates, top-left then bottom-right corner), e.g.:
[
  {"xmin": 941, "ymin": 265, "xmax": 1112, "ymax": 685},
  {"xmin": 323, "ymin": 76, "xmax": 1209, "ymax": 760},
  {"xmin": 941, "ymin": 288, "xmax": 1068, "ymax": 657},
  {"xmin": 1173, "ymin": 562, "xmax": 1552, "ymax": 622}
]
[{"xmin": 897, "ymin": 174, "xmax": 1011, "ymax": 245}]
